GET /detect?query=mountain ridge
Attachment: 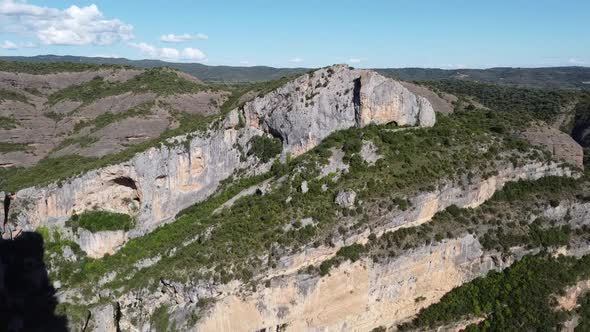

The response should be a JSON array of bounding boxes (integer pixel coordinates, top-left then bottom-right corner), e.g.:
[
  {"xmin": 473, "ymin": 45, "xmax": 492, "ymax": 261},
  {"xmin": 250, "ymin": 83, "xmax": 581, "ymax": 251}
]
[{"xmin": 2, "ymin": 55, "xmax": 590, "ymax": 89}]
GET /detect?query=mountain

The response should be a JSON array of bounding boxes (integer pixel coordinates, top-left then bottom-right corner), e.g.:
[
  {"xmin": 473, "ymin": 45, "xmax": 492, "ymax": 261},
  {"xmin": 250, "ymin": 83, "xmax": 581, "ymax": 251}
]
[
  {"xmin": 0, "ymin": 55, "xmax": 308, "ymax": 83},
  {"xmin": 2, "ymin": 62, "xmax": 590, "ymax": 331},
  {"xmin": 2, "ymin": 55, "xmax": 590, "ymax": 89}
]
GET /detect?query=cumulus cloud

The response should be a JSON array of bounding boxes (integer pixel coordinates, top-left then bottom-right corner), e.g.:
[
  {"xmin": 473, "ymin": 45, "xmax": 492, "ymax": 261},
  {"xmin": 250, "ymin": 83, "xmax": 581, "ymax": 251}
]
[
  {"xmin": 160, "ymin": 33, "xmax": 208, "ymax": 43},
  {"xmin": 1, "ymin": 40, "xmax": 17, "ymax": 49},
  {"xmin": 130, "ymin": 42, "xmax": 207, "ymax": 62},
  {"xmin": 289, "ymin": 57, "xmax": 303, "ymax": 63},
  {"xmin": 0, "ymin": 0, "xmax": 133, "ymax": 45}
]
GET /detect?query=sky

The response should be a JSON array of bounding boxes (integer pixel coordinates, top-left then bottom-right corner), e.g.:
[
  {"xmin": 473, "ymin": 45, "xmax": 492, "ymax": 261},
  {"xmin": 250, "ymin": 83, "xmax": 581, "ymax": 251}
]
[{"xmin": 0, "ymin": 0, "xmax": 588, "ymax": 69}]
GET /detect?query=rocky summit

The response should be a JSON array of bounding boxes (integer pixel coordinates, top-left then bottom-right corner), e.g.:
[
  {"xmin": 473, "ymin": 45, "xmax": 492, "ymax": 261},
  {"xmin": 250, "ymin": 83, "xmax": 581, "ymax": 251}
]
[{"xmin": 1, "ymin": 60, "xmax": 590, "ymax": 332}]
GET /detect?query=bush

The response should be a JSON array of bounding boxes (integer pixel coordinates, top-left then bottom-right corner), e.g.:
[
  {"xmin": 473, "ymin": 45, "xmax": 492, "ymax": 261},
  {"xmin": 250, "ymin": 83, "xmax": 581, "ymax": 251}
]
[
  {"xmin": 248, "ymin": 135, "xmax": 282, "ymax": 163},
  {"xmin": 68, "ymin": 211, "xmax": 134, "ymax": 233}
]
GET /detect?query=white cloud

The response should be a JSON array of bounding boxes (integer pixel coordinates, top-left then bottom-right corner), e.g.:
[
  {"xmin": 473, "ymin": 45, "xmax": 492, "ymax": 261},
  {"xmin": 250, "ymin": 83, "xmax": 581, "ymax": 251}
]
[
  {"xmin": 1, "ymin": 40, "xmax": 17, "ymax": 49},
  {"xmin": 160, "ymin": 33, "xmax": 208, "ymax": 43},
  {"xmin": 289, "ymin": 57, "xmax": 303, "ymax": 63},
  {"xmin": 181, "ymin": 47, "xmax": 206, "ymax": 61},
  {"xmin": 348, "ymin": 58, "xmax": 362, "ymax": 64},
  {"xmin": 130, "ymin": 42, "xmax": 207, "ymax": 62},
  {"xmin": 568, "ymin": 58, "xmax": 588, "ymax": 65},
  {"xmin": 0, "ymin": 0, "xmax": 133, "ymax": 46},
  {"xmin": 440, "ymin": 64, "xmax": 467, "ymax": 69}
]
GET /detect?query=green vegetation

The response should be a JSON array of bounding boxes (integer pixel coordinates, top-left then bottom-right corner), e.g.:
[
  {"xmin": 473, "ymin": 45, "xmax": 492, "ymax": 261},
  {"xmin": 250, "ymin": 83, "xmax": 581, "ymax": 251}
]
[
  {"xmin": 315, "ymin": 173, "xmax": 585, "ymax": 276},
  {"xmin": 576, "ymin": 292, "xmax": 590, "ymax": 332},
  {"xmin": 44, "ymin": 109, "xmax": 557, "ymax": 296},
  {"xmin": 0, "ymin": 116, "xmax": 19, "ymax": 129},
  {"xmin": 73, "ymin": 102, "xmax": 153, "ymax": 134},
  {"xmin": 398, "ymin": 254, "xmax": 590, "ymax": 331},
  {"xmin": 248, "ymin": 135, "xmax": 283, "ymax": 162},
  {"xmin": 67, "ymin": 211, "xmax": 134, "ymax": 233},
  {"xmin": 47, "ymin": 68, "xmax": 211, "ymax": 106},
  {"xmin": 151, "ymin": 305, "xmax": 171, "ymax": 332},
  {"xmin": 423, "ymin": 79, "xmax": 575, "ymax": 123},
  {"xmin": 0, "ymin": 60, "xmax": 130, "ymax": 74},
  {"xmin": 0, "ymin": 142, "xmax": 28, "ymax": 153},
  {"xmin": 378, "ymin": 67, "xmax": 590, "ymax": 90},
  {"xmin": 37, "ymin": 226, "xmax": 86, "ymax": 282},
  {"xmin": 0, "ymin": 89, "xmax": 29, "ymax": 103}
]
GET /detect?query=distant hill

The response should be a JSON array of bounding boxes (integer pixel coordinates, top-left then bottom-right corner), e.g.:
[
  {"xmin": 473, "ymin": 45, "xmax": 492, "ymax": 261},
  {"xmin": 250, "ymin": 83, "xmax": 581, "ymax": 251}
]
[
  {"xmin": 0, "ymin": 55, "xmax": 308, "ymax": 83},
  {"xmin": 376, "ymin": 67, "xmax": 590, "ymax": 90},
  {"xmin": 1, "ymin": 55, "xmax": 590, "ymax": 89}
]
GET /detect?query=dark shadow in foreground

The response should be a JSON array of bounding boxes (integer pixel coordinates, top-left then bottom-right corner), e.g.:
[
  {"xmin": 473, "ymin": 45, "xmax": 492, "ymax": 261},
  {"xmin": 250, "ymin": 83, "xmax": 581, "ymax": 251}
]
[{"xmin": 0, "ymin": 232, "xmax": 68, "ymax": 332}]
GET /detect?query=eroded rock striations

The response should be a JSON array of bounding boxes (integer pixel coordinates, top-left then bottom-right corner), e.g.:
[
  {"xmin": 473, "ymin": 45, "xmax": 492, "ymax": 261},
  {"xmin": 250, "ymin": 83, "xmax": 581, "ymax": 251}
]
[
  {"xmin": 106, "ymin": 162, "xmax": 578, "ymax": 331},
  {"xmin": 10, "ymin": 65, "xmax": 436, "ymax": 257}
]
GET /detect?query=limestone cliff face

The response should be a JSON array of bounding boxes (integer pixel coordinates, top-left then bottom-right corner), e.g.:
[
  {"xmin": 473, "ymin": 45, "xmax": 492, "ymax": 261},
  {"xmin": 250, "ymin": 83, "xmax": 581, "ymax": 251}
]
[
  {"xmin": 11, "ymin": 65, "xmax": 435, "ymax": 257},
  {"xmin": 194, "ymin": 235, "xmax": 499, "ymax": 332},
  {"xmin": 244, "ymin": 65, "xmax": 435, "ymax": 157},
  {"xmin": 105, "ymin": 162, "xmax": 575, "ymax": 332}
]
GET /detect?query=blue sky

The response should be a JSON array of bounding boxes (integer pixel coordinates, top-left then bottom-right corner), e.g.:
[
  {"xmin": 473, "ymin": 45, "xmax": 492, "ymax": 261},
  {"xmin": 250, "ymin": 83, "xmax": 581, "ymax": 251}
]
[{"xmin": 0, "ymin": 0, "xmax": 588, "ymax": 68}]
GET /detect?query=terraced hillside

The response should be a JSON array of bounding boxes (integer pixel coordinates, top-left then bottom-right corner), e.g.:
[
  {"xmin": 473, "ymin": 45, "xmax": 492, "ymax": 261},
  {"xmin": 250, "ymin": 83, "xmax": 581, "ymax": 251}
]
[
  {"xmin": 1, "ymin": 62, "xmax": 589, "ymax": 332},
  {"xmin": 0, "ymin": 62, "xmax": 225, "ymax": 168}
]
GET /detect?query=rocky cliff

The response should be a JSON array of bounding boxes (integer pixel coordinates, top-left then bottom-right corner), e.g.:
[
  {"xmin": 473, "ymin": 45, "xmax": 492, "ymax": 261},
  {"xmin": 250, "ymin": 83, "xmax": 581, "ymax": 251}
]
[
  {"xmin": 103, "ymin": 161, "xmax": 577, "ymax": 331},
  {"xmin": 10, "ymin": 65, "xmax": 436, "ymax": 257}
]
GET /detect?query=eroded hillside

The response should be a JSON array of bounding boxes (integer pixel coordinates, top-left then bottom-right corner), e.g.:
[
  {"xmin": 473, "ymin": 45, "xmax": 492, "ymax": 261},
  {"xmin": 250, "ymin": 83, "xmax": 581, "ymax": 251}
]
[{"xmin": 1, "ymin": 62, "xmax": 588, "ymax": 332}]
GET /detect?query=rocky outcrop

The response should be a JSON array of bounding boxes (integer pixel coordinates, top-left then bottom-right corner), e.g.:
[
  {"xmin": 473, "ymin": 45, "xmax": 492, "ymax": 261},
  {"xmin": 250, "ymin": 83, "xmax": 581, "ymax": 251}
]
[
  {"xmin": 244, "ymin": 65, "xmax": 435, "ymax": 156},
  {"xmin": 78, "ymin": 229, "xmax": 128, "ymax": 259},
  {"xmin": 109, "ymin": 161, "xmax": 577, "ymax": 331},
  {"xmin": 335, "ymin": 190, "xmax": 357, "ymax": 209},
  {"xmin": 11, "ymin": 65, "xmax": 436, "ymax": 257},
  {"xmin": 194, "ymin": 235, "xmax": 501, "ymax": 332},
  {"xmin": 518, "ymin": 126, "xmax": 584, "ymax": 169}
]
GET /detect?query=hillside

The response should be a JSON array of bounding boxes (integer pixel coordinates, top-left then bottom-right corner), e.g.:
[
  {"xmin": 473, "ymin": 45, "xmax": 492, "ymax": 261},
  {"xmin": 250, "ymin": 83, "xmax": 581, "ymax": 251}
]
[
  {"xmin": 3, "ymin": 55, "xmax": 590, "ymax": 89},
  {"xmin": 0, "ymin": 55, "xmax": 308, "ymax": 83},
  {"xmin": 0, "ymin": 61, "xmax": 589, "ymax": 332},
  {"xmin": 0, "ymin": 61, "xmax": 300, "ymax": 186},
  {"xmin": 377, "ymin": 66, "xmax": 590, "ymax": 90}
]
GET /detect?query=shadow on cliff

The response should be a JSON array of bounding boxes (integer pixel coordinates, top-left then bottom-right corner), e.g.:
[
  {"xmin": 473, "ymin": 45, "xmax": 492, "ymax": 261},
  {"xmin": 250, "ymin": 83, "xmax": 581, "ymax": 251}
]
[{"xmin": 0, "ymin": 232, "xmax": 68, "ymax": 332}]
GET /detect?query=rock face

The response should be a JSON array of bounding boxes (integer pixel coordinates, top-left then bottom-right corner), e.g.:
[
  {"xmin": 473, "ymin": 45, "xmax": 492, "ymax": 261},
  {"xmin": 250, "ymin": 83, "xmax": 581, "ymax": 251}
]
[
  {"xmin": 195, "ymin": 235, "xmax": 500, "ymax": 332},
  {"xmin": 78, "ymin": 229, "xmax": 128, "ymax": 259},
  {"xmin": 109, "ymin": 161, "xmax": 576, "ymax": 331},
  {"xmin": 335, "ymin": 190, "xmax": 356, "ymax": 209},
  {"xmin": 244, "ymin": 65, "xmax": 435, "ymax": 156},
  {"xmin": 518, "ymin": 126, "xmax": 584, "ymax": 168},
  {"xmin": 11, "ymin": 65, "xmax": 436, "ymax": 257}
]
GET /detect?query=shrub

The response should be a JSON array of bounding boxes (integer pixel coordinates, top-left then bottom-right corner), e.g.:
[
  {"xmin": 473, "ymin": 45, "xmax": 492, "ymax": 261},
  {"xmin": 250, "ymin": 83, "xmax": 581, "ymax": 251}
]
[
  {"xmin": 248, "ymin": 135, "xmax": 282, "ymax": 163},
  {"xmin": 68, "ymin": 211, "xmax": 134, "ymax": 233}
]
